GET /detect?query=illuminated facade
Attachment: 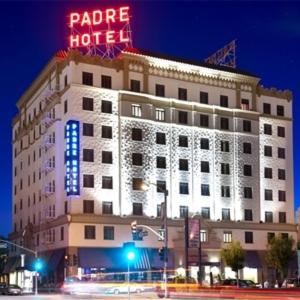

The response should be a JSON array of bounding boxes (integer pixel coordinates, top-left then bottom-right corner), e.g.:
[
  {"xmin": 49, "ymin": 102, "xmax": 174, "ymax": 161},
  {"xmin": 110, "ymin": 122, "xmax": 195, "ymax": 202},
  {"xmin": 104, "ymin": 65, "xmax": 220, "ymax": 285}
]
[{"xmin": 10, "ymin": 49, "xmax": 296, "ymax": 284}]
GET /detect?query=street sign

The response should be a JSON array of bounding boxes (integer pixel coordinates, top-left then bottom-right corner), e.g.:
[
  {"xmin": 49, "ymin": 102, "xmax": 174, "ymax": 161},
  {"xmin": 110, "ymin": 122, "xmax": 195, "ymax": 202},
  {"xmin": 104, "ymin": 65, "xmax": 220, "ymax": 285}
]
[
  {"xmin": 188, "ymin": 219, "xmax": 200, "ymax": 248},
  {"xmin": 0, "ymin": 243, "xmax": 7, "ymax": 249},
  {"xmin": 158, "ymin": 229, "xmax": 165, "ymax": 241}
]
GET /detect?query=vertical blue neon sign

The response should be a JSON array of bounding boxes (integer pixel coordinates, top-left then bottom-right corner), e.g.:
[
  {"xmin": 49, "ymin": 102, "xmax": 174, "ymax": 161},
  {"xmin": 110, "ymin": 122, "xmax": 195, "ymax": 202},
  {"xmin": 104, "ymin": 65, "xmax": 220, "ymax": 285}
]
[{"xmin": 65, "ymin": 120, "xmax": 80, "ymax": 196}]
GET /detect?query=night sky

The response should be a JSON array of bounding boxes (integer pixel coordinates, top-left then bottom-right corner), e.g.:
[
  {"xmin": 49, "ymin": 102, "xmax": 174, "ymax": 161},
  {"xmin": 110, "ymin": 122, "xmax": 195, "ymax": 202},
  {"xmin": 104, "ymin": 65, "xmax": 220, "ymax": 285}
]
[{"xmin": 0, "ymin": 1, "xmax": 299, "ymax": 237}]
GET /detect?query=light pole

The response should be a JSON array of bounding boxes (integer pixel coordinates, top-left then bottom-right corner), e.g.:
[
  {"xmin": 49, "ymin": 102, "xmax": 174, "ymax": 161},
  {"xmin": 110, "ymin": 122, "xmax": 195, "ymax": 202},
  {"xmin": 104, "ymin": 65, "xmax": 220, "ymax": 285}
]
[{"xmin": 127, "ymin": 250, "xmax": 135, "ymax": 300}]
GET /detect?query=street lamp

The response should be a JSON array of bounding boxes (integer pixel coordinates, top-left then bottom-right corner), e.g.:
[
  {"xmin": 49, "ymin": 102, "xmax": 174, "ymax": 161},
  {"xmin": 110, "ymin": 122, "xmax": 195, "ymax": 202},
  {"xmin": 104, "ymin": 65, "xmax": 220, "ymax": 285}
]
[{"xmin": 127, "ymin": 249, "xmax": 136, "ymax": 300}]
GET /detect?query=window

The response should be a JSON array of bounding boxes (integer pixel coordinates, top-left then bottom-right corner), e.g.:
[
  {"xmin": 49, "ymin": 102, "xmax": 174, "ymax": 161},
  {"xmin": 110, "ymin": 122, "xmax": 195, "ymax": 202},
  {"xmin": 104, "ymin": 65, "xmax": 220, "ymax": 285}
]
[
  {"xmin": 132, "ymin": 128, "xmax": 142, "ymax": 141},
  {"xmin": 179, "ymin": 135, "xmax": 188, "ymax": 147},
  {"xmin": 264, "ymin": 168, "xmax": 273, "ymax": 179},
  {"xmin": 278, "ymin": 147, "xmax": 285, "ymax": 159},
  {"xmin": 278, "ymin": 190, "xmax": 286, "ymax": 202},
  {"xmin": 241, "ymin": 98, "xmax": 249, "ymax": 110},
  {"xmin": 200, "ymin": 91, "xmax": 208, "ymax": 104},
  {"xmin": 265, "ymin": 189, "xmax": 273, "ymax": 201},
  {"xmin": 156, "ymin": 108, "xmax": 165, "ymax": 121},
  {"xmin": 179, "ymin": 182, "xmax": 189, "ymax": 194},
  {"xmin": 243, "ymin": 120, "xmax": 251, "ymax": 132},
  {"xmin": 263, "ymin": 103, "xmax": 271, "ymax": 114},
  {"xmin": 178, "ymin": 111, "xmax": 188, "ymax": 124},
  {"xmin": 201, "ymin": 161, "xmax": 210, "ymax": 173},
  {"xmin": 220, "ymin": 95, "xmax": 228, "ymax": 107},
  {"xmin": 132, "ymin": 178, "xmax": 143, "ymax": 190},
  {"xmin": 133, "ymin": 203, "xmax": 143, "ymax": 215},
  {"xmin": 82, "ymin": 72, "xmax": 93, "ymax": 86},
  {"xmin": 265, "ymin": 211, "xmax": 273, "ymax": 223},
  {"xmin": 245, "ymin": 232, "xmax": 253, "ymax": 244},
  {"xmin": 102, "ymin": 151, "xmax": 113, "ymax": 164},
  {"xmin": 244, "ymin": 209, "xmax": 253, "ymax": 221},
  {"xmin": 156, "ymin": 132, "xmax": 166, "ymax": 144},
  {"xmin": 220, "ymin": 118, "xmax": 229, "ymax": 130},
  {"xmin": 82, "ymin": 97, "xmax": 94, "ymax": 111},
  {"xmin": 221, "ymin": 186, "xmax": 230, "ymax": 198},
  {"xmin": 83, "ymin": 175, "xmax": 94, "ymax": 188},
  {"xmin": 60, "ymin": 227, "xmax": 64, "ymax": 241},
  {"xmin": 267, "ymin": 232, "xmax": 275, "ymax": 243},
  {"xmin": 222, "ymin": 208, "xmax": 231, "ymax": 221},
  {"xmin": 178, "ymin": 88, "xmax": 187, "ymax": 100},
  {"xmin": 157, "ymin": 156, "xmax": 166, "ymax": 169},
  {"xmin": 104, "ymin": 226, "xmax": 114, "ymax": 240},
  {"xmin": 244, "ymin": 187, "xmax": 253, "ymax": 199},
  {"xmin": 278, "ymin": 169, "xmax": 286, "ymax": 180},
  {"xmin": 132, "ymin": 104, "xmax": 142, "ymax": 117},
  {"xmin": 83, "ymin": 200, "xmax": 94, "ymax": 214},
  {"xmin": 156, "ymin": 181, "xmax": 166, "ymax": 193},
  {"xmin": 179, "ymin": 159, "xmax": 189, "ymax": 171},
  {"xmin": 102, "ymin": 176, "xmax": 113, "ymax": 189},
  {"xmin": 101, "ymin": 75, "xmax": 112, "ymax": 89},
  {"xmin": 281, "ymin": 233, "xmax": 289, "ymax": 239},
  {"xmin": 221, "ymin": 163, "xmax": 230, "ymax": 175},
  {"xmin": 243, "ymin": 165, "xmax": 252, "ymax": 176},
  {"xmin": 64, "ymin": 100, "xmax": 68, "ymax": 114},
  {"xmin": 201, "ymin": 207, "xmax": 210, "ymax": 219},
  {"xmin": 102, "ymin": 126, "xmax": 112, "ymax": 139},
  {"xmin": 131, "ymin": 79, "xmax": 140, "ymax": 92},
  {"xmin": 243, "ymin": 142, "xmax": 252, "ymax": 154},
  {"xmin": 200, "ymin": 230, "xmax": 207, "ymax": 242},
  {"xmin": 155, "ymin": 84, "xmax": 165, "ymax": 97},
  {"xmin": 103, "ymin": 201, "xmax": 113, "ymax": 214},
  {"xmin": 179, "ymin": 206, "xmax": 189, "ymax": 218},
  {"xmin": 200, "ymin": 114, "xmax": 209, "ymax": 127},
  {"xmin": 157, "ymin": 204, "xmax": 161, "ymax": 217},
  {"xmin": 101, "ymin": 100, "xmax": 112, "ymax": 113},
  {"xmin": 83, "ymin": 123, "xmax": 94, "ymax": 136},
  {"xmin": 221, "ymin": 140, "xmax": 229, "ymax": 152},
  {"xmin": 84, "ymin": 225, "xmax": 95, "ymax": 239},
  {"xmin": 264, "ymin": 146, "xmax": 272, "ymax": 157},
  {"xmin": 132, "ymin": 153, "xmax": 143, "ymax": 166},
  {"xmin": 201, "ymin": 184, "xmax": 210, "ymax": 196},
  {"xmin": 200, "ymin": 138, "xmax": 209, "ymax": 150},
  {"xmin": 223, "ymin": 231, "xmax": 232, "ymax": 243},
  {"xmin": 277, "ymin": 105, "xmax": 284, "ymax": 116},
  {"xmin": 64, "ymin": 201, "xmax": 68, "ymax": 214},
  {"xmin": 277, "ymin": 126, "xmax": 285, "ymax": 137},
  {"xmin": 279, "ymin": 212, "xmax": 286, "ymax": 223},
  {"xmin": 83, "ymin": 149, "xmax": 94, "ymax": 162},
  {"xmin": 264, "ymin": 124, "xmax": 272, "ymax": 135}
]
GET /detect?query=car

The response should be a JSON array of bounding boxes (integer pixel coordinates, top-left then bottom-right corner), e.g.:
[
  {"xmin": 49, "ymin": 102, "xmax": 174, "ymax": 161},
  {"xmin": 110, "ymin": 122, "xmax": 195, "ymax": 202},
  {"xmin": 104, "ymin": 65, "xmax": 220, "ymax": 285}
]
[
  {"xmin": 1, "ymin": 284, "xmax": 22, "ymax": 295},
  {"xmin": 220, "ymin": 279, "xmax": 253, "ymax": 288},
  {"xmin": 105, "ymin": 282, "xmax": 145, "ymax": 294},
  {"xmin": 282, "ymin": 278, "xmax": 299, "ymax": 288}
]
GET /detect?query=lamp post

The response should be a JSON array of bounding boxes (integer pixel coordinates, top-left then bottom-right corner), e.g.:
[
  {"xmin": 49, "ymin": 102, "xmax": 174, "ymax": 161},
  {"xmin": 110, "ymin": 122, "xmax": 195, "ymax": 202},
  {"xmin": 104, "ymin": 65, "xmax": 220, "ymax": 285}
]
[{"xmin": 127, "ymin": 250, "xmax": 135, "ymax": 300}]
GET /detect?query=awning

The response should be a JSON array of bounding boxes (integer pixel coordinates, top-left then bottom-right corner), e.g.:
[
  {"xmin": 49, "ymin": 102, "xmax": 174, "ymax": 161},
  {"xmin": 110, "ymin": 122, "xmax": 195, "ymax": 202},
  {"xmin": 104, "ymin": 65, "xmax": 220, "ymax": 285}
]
[
  {"xmin": 244, "ymin": 251, "xmax": 261, "ymax": 268},
  {"xmin": 134, "ymin": 248, "xmax": 151, "ymax": 270},
  {"xmin": 47, "ymin": 249, "xmax": 65, "ymax": 271}
]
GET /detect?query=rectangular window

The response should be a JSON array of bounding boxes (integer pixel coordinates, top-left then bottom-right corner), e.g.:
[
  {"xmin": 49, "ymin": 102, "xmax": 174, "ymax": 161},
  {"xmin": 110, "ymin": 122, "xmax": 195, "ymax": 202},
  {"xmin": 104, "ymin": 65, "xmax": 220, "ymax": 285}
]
[
  {"xmin": 221, "ymin": 186, "xmax": 230, "ymax": 198},
  {"xmin": 243, "ymin": 164, "xmax": 252, "ymax": 176},
  {"xmin": 104, "ymin": 226, "xmax": 114, "ymax": 240},
  {"xmin": 60, "ymin": 226, "xmax": 64, "ymax": 241},
  {"xmin": 245, "ymin": 231, "xmax": 253, "ymax": 244},
  {"xmin": 200, "ymin": 230, "xmax": 207, "ymax": 242},
  {"xmin": 132, "ymin": 128, "xmax": 142, "ymax": 141},
  {"xmin": 178, "ymin": 111, "xmax": 188, "ymax": 124},
  {"xmin": 83, "ymin": 200, "xmax": 94, "ymax": 214},
  {"xmin": 102, "ymin": 151, "xmax": 113, "ymax": 164},
  {"xmin": 64, "ymin": 100, "xmax": 68, "ymax": 114},
  {"xmin": 278, "ymin": 190, "xmax": 286, "ymax": 202},
  {"xmin": 241, "ymin": 98, "xmax": 250, "ymax": 110},
  {"xmin": 282, "ymin": 233, "xmax": 289, "ymax": 239},
  {"xmin": 201, "ymin": 207, "xmax": 210, "ymax": 219},
  {"xmin": 243, "ymin": 120, "xmax": 252, "ymax": 132},
  {"xmin": 243, "ymin": 142, "xmax": 252, "ymax": 154},
  {"xmin": 201, "ymin": 184, "xmax": 210, "ymax": 196},
  {"xmin": 101, "ymin": 100, "xmax": 112, "ymax": 114},
  {"xmin": 223, "ymin": 231, "xmax": 232, "ymax": 243},
  {"xmin": 277, "ymin": 126, "xmax": 285, "ymax": 137},
  {"xmin": 200, "ymin": 91, "xmax": 208, "ymax": 104},
  {"xmin": 131, "ymin": 104, "xmax": 142, "ymax": 117},
  {"xmin": 179, "ymin": 159, "xmax": 189, "ymax": 171},
  {"xmin": 220, "ymin": 95, "xmax": 228, "ymax": 107},
  {"xmin": 83, "ymin": 175, "xmax": 94, "ymax": 188},
  {"xmin": 199, "ymin": 114, "xmax": 209, "ymax": 127},
  {"xmin": 179, "ymin": 135, "xmax": 188, "ymax": 147},
  {"xmin": 82, "ymin": 97, "xmax": 94, "ymax": 111},
  {"xmin": 83, "ymin": 123, "xmax": 94, "ymax": 136},
  {"xmin": 102, "ymin": 176, "xmax": 113, "ymax": 189},
  {"xmin": 222, "ymin": 208, "xmax": 231, "ymax": 221},
  {"xmin": 263, "ymin": 103, "xmax": 271, "ymax": 114},
  {"xmin": 82, "ymin": 72, "xmax": 93, "ymax": 86},
  {"xmin": 156, "ymin": 108, "xmax": 165, "ymax": 121},
  {"xmin": 220, "ymin": 117, "xmax": 229, "ymax": 130},
  {"xmin": 101, "ymin": 75, "xmax": 112, "ymax": 89},
  {"xmin": 265, "ymin": 211, "xmax": 273, "ymax": 223},
  {"xmin": 132, "ymin": 178, "xmax": 143, "ymax": 190},
  {"xmin": 156, "ymin": 180, "xmax": 166, "ymax": 193},
  {"xmin": 133, "ymin": 203, "xmax": 143, "ymax": 215},
  {"xmin": 84, "ymin": 225, "xmax": 95, "ymax": 239},
  {"xmin": 132, "ymin": 153, "xmax": 143, "ymax": 166},
  {"xmin": 157, "ymin": 156, "xmax": 166, "ymax": 169},
  {"xmin": 264, "ymin": 124, "xmax": 272, "ymax": 135},
  {"xmin": 201, "ymin": 161, "xmax": 210, "ymax": 173},
  {"xmin": 244, "ymin": 209, "xmax": 253, "ymax": 221},
  {"xmin": 265, "ymin": 189, "xmax": 273, "ymax": 201},
  {"xmin": 179, "ymin": 182, "xmax": 189, "ymax": 194},
  {"xmin": 221, "ymin": 163, "xmax": 230, "ymax": 175},
  {"xmin": 179, "ymin": 206, "xmax": 189, "ymax": 218},
  {"xmin": 264, "ymin": 167, "xmax": 273, "ymax": 179},
  {"xmin": 277, "ymin": 105, "xmax": 284, "ymax": 116},
  {"xmin": 200, "ymin": 138, "xmax": 209, "ymax": 150},
  {"xmin": 278, "ymin": 169, "xmax": 286, "ymax": 180},
  {"xmin": 156, "ymin": 132, "xmax": 166, "ymax": 144},
  {"xmin": 279, "ymin": 212, "xmax": 286, "ymax": 223},
  {"xmin": 83, "ymin": 149, "xmax": 94, "ymax": 162},
  {"xmin": 178, "ymin": 88, "xmax": 187, "ymax": 100},
  {"xmin": 267, "ymin": 232, "xmax": 275, "ymax": 243},
  {"xmin": 130, "ymin": 79, "xmax": 140, "ymax": 92},
  {"xmin": 102, "ymin": 126, "xmax": 112, "ymax": 139},
  {"xmin": 244, "ymin": 187, "xmax": 253, "ymax": 199},
  {"xmin": 221, "ymin": 141, "xmax": 230, "ymax": 152},
  {"xmin": 155, "ymin": 84, "xmax": 165, "ymax": 97},
  {"xmin": 103, "ymin": 201, "xmax": 113, "ymax": 214},
  {"xmin": 278, "ymin": 147, "xmax": 285, "ymax": 159},
  {"xmin": 264, "ymin": 145, "xmax": 272, "ymax": 157}
]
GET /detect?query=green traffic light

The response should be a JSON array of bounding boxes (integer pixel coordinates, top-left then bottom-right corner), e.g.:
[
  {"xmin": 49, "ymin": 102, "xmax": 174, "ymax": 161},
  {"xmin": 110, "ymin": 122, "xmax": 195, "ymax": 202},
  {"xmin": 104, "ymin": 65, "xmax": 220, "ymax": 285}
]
[
  {"xmin": 127, "ymin": 251, "xmax": 135, "ymax": 261},
  {"xmin": 34, "ymin": 259, "xmax": 43, "ymax": 271}
]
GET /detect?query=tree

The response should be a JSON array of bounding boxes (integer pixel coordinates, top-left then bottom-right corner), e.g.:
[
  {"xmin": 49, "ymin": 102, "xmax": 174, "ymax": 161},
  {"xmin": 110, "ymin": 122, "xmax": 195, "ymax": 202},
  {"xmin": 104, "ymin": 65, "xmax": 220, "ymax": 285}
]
[
  {"xmin": 220, "ymin": 240, "xmax": 245, "ymax": 285},
  {"xmin": 265, "ymin": 235, "xmax": 295, "ymax": 281}
]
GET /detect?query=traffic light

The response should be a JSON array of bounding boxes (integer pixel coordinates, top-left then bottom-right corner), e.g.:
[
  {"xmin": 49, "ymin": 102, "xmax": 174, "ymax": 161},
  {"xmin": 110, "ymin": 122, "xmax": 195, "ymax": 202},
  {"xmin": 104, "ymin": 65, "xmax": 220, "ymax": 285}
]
[
  {"xmin": 158, "ymin": 247, "xmax": 168, "ymax": 261},
  {"xmin": 131, "ymin": 221, "xmax": 143, "ymax": 241},
  {"xmin": 73, "ymin": 254, "xmax": 78, "ymax": 266},
  {"xmin": 64, "ymin": 254, "xmax": 69, "ymax": 267},
  {"xmin": 33, "ymin": 258, "xmax": 44, "ymax": 272}
]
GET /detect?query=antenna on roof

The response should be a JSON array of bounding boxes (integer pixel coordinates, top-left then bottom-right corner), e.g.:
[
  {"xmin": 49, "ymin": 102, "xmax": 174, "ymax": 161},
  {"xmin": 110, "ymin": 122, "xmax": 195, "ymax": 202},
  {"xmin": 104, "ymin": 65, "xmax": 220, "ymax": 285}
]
[{"xmin": 205, "ymin": 40, "xmax": 236, "ymax": 68}]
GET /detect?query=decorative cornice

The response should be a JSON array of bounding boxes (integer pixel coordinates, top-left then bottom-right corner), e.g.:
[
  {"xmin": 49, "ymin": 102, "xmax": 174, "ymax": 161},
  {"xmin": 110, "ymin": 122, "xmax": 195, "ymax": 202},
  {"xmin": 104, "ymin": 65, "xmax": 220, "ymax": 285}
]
[{"xmin": 257, "ymin": 85, "xmax": 292, "ymax": 102}]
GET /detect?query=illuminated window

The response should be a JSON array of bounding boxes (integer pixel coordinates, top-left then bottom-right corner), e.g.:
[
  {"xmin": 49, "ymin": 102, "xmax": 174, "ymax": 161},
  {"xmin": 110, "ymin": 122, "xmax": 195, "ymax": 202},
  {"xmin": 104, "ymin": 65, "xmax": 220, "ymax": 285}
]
[
  {"xmin": 131, "ymin": 104, "xmax": 142, "ymax": 117},
  {"xmin": 155, "ymin": 108, "xmax": 165, "ymax": 121},
  {"xmin": 132, "ymin": 178, "xmax": 143, "ymax": 190},
  {"xmin": 265, "ymin": 189, "xmax": 273, "ymax": 201},
  {"xmin": 83, "ymin": 149, "xmax": 94, "ymax": 162},
  {"xmin": 244, "ymin": 187, "xmax": 253, "ymax": 199},
  {"xmin": 221, "ymin": 186, "xmax": 230, "ymax": 198},
  {"xmin": 200, "ymin": 114, "xmax": 209, "ymax": 127},
  {"xmin": 178, "ymin": 88, "xmax": 187, "ymax": 100},
  {"xmin": 243, "ymin": 165, "xmax": 252, "ymax": 176},
  {"xmin": 132, "ymin": 128, "xmax": 142, "ymax": 141},
  {"xmin": 102, "ymin": 151, "xmax": 112, "ymax": 164},
  {"xmin": 156, "ymin": 132, "xmax": 166, "ymax": 144},
  {"xmin": 82, "ymin": 97, "xmax": 94, "ymax": 111},
  {"xmin": 201, "ymin": 207, "xmax": 210, "ymax": 219},
  {"xmin": 264, "ymin": 124, "xmax": 272, "ymax": 135},
  {"xmin": 131, "ymin": 80, "xmax": 140, "ymax": 92},
  {"xmin": 83, "ymin": 200, "xmax": 94, "ymax": 214},
  {"xmin": 278, "ymin": 169, "xmax": 286, "ymax": 180},
  {"xmin": 221, "ymin": 140, "xmax": 229, "ymax": 152},
  {"xmin": 83, "ymin": 175, "xmax": 94, "ymax": 188},
  {"xmin": 265, "ymin": 211, "xmax": 273, "ymax": 223},
  {"xmin": 101, "ymin": 100, "xmax": 112, "ymax": 114},
  {"xmin": 102, "ymin": 176, "xmax": 113, "ymax": 189},
  {"xmin": 278, "ymin": 147, "xmax": 285, "ymax": 159},
  {"xmin": 220, "ymin": 95, "xmax": 228, "ymax": 107},
  {"xmin": 156, "ymin": 156, "xmax": 166, "ymax": 169},
  {"xmin": 179, "ymin": 206, "xmax": 188, "ymax": 218},
  {"xmin": 132, "ymin": 153, "xmax": 143, "ymax": 166},
  {"xmin": 200, "ymin": 230, "xmax": 207, "ymax": 242},
  {"xmin": 243, "ymin": 120, "xmax": 251, "ymax": 132},
  {"xmin": 264, "ymin": 167, "xmax": 272, "ymax": 179},
  {"xmin": 220, "ymin": 118, "xmax": 229, "ymax": 130},
  {"xmin": 102, "ymin": 126, "xmax": 112, "ymax": 139},
  {"xmin": 263, "ymin": 103, "xmax": 271, "ymax": 114},
  {"xmin": 221, "ymin": 163, "xmax": 230, "ymax": 175},
  {"xmin": 133, "ymin": 203, "xmax": 143, "ymax": 215},
  {"xmin": 277, "ymin": 105, "xmax": 284, "ymax": 117},
  {"xmin": 201, "ymin": 161, "xmax": 209, "ymax": 173},
  {"xmin": 83, "ymin": 123, "xmax": 94, "ymax": 136},
  {"xmin": 264, "ymin": 145, "xmax": 272, "ymax": 157},
  {"xmin": 103, "ymin": 202, "xmax": 113, "ymax": 215},
  {"xmin": 201, "ymin": 184, "xmax": 210, "ymax": 196},
  {"xmin": 243, "ymin": 142, "xmax": 252, "ymax": 154},
  {"xmin": 222, "ymin": 208, "xmax": 231, "ymax": 221},
  {"xmin": 201, "ymin": 138, "xmax": 209, "ymax": 150},
  {"xmin": 179, "ymin": 182, "xmax": 189, "ymax": 195},
  {"xmin": 244, "ymin": 209, "xmax": 253, "ymax": 221},
  {"xmin": 104, "ymin": 226, "xmax": 114, "ymax": 240},
  {"xmin": 156, "ymin": 180, "xmax": 166, "ymax": 193},
  {"xmin": 278, "ymin": 190, "xmax": 286, "ymax": 202},
  {"xmin": 179, "ymin": 135, "xmax": 188, "ymax": 147},
  {"xmin": 178, "ymin": 111, "xmax": 188, "ymax": 124},
  {"xmin": 179, "ymin": 159, "xmax": 189, "ymax": 171},
  {"xmin": 82, "ymin": 72, "xmax": 93, "ymax": 86},
  {"xmin": 84, "ymin": 225, "xmax": 95, "ymax": 239},
  {"xmin": 155, "ymin": 84, "xmax": 165, "ymax": 97},
  {"xmin": 101, "ymin": 75, "xmax": 112, "ymax": 89},
  {"xmin": 277, "ymin": 126, "xmax": 285, "ymax": 137},
  {"xmin": 245, "ymin": 232, "xmax": 253, "ymax": 244},
  {"xmin": 200, "ymin": 91, "xmax": 208, "ymax": 104}
]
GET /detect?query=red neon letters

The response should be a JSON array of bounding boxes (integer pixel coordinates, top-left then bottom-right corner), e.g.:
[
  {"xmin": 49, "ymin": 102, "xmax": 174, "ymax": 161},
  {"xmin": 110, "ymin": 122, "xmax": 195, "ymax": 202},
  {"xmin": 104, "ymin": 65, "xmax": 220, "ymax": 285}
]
[{"xmin": 69, "ymin": 6, "xmax": 130, "ymax": 48}]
